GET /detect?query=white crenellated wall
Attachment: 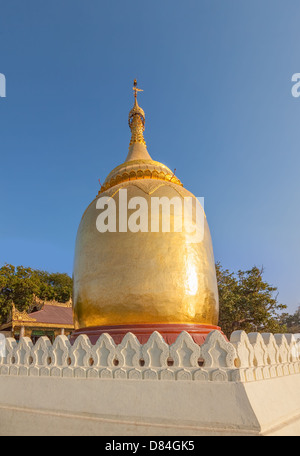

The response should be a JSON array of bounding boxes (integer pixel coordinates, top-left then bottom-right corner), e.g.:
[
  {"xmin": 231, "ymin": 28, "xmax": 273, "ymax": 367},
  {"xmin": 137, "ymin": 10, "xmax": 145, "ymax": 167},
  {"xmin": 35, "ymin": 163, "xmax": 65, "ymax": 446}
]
[
  {"xmin": 0, "ymin": 330, "xmax": 299, "ymax": 382},
  {"xmin": 0, "ymin": 330, "xmax": 300, "ymax": 436}
]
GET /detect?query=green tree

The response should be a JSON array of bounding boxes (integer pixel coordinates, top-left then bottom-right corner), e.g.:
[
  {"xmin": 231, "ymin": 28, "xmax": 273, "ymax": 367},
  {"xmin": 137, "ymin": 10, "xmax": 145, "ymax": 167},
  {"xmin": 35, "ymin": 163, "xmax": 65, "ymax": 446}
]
[
  {"xmin": 216, "ymin": 263, "xmax": 287, "ymax": 337},
  {"xmin": 280, "ymin": 307, "xmax": 300, "ymax": 334},
  {"xmin": 35, "ymin": 271, "xmax": 73, "ymax": 303},
  {"xmin": 0, "ymin": 264, "xmax": 72, "ymax": 325}
]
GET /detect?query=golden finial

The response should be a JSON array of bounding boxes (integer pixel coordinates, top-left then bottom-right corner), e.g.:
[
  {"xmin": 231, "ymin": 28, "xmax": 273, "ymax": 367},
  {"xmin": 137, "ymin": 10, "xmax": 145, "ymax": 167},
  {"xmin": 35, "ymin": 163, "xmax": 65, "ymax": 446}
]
[
  {"xmin": 128, "ymin": 79, "xmax": 146, "ymax": 147},
  {"xmin": 133, "ymin": 79, "xmax": 143, "ymax": 100}
]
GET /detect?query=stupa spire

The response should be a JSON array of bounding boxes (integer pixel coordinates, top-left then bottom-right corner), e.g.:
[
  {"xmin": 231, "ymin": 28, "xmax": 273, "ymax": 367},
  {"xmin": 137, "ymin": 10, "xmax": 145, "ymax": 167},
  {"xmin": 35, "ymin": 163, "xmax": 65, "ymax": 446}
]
[{"xmin": 126, "ymin": 79, "xmax": 152, "ymax": 162}]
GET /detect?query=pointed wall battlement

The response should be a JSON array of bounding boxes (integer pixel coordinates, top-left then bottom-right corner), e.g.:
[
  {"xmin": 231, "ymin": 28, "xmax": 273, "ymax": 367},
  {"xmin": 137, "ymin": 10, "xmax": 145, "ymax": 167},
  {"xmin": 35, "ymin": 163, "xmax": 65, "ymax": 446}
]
[{"xmin": 1, "ymin": 330, "xmax": 299, "ymax": 383}]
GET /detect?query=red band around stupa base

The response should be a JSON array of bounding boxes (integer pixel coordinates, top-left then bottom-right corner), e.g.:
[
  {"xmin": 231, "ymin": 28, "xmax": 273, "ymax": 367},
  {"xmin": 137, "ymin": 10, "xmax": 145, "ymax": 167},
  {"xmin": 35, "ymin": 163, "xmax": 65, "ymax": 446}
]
[{"xmin": 70, "ymin": 323, "xmax": 225, "ymax": 346}]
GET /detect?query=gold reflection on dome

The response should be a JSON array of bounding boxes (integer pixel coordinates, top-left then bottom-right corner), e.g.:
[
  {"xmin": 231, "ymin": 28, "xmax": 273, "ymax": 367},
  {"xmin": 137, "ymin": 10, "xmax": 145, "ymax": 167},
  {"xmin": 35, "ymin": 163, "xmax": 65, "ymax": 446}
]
[{"xmin": 186, "ymin": 262, "xmax": 199, "ymax": 297}]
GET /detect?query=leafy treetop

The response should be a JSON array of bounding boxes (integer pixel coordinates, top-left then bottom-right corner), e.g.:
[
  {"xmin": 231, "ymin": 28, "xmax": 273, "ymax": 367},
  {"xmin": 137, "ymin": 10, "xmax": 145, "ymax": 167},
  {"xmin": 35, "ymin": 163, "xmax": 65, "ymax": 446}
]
[
  {"xmin": 217, "ymin": 263, "xmax": 287, "ymax": 337},
  {"xmin": 0, "ymin": 264, "xmax": 72, "ymax": 325}
]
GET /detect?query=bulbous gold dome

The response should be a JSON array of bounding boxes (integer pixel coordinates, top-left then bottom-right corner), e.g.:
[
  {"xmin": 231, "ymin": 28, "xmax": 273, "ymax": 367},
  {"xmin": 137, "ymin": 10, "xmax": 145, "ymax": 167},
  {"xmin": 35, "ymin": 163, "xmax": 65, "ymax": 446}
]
[{"xmin": 73, "ymin": 82, "xmax": 219, "ymax": 330}]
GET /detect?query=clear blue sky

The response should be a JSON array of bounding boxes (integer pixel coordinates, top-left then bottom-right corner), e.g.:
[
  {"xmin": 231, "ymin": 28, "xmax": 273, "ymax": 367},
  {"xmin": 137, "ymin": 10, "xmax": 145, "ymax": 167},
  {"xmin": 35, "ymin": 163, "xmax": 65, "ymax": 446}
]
[{"xmin": 0, "ymin": 0, "xmax": 299, "ymax": 313}]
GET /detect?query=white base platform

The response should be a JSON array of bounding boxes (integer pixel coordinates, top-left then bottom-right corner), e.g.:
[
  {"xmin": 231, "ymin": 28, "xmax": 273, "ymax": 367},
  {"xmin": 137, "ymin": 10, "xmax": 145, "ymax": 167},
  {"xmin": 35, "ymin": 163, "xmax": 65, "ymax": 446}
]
[{"xmin": 0, "ymin": 374, "xmax": 300, "ymax": 436}]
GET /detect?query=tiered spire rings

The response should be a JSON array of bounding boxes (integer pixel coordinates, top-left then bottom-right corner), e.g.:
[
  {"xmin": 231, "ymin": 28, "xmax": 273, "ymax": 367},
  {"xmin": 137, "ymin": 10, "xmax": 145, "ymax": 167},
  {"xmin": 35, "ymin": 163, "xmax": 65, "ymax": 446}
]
[{"xmin": 128, "ymin": 80, "xmax": 146, "ymax": 147}]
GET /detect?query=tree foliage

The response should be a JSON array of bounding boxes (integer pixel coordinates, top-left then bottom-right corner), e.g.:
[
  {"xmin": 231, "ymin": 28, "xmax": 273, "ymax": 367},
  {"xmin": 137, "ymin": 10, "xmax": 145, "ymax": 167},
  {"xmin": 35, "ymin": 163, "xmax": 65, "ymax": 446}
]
[
  {"xmin": 280, "ymin": 307, "xmax": 300, "ymax": 334},
  {"xmin": 0, "ymin": 264, "xmax": 72, "ymax": 325},
  {"xmin": 216, "ymin": 263, "xmax": 287, "ymax": 337}
]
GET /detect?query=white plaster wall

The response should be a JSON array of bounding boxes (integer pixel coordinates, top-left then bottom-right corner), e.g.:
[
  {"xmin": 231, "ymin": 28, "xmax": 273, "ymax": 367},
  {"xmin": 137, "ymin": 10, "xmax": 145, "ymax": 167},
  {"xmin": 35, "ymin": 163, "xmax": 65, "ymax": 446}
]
[{"xmin": 0, "ymin": 375, "xmax": 299, "ymax": 436}]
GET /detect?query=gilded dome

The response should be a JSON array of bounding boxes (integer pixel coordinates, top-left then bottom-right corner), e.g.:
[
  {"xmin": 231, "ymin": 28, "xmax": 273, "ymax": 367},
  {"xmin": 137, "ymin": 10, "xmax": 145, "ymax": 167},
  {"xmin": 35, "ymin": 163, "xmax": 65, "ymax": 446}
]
[{"xmin": 73, "ymin": 82, "xmax": 219, "ymax": 332}]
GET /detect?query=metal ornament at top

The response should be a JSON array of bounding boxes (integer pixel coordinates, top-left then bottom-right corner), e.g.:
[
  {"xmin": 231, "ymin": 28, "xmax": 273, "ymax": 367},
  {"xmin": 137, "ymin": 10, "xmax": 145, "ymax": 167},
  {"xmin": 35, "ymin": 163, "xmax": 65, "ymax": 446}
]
[
  {"xmin": 133, "ymin": 79, "xmax": 143, "ymax": 98},
  {"xmin": 128, "ymin": 79, "xmax": 145, "ymax": 132}
]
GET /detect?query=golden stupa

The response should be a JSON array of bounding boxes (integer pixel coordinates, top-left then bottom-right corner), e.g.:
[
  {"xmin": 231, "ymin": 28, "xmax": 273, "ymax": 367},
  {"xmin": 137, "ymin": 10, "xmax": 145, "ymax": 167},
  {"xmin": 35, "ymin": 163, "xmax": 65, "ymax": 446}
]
[{"xmin": 72, "ymin": 81, "xmax": 219, "ymax": 344}]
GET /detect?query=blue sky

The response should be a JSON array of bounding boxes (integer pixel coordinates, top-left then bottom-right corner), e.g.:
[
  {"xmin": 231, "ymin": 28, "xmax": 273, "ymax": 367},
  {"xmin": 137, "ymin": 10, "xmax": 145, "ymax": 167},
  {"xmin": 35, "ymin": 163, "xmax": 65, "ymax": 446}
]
[{"xmin": 0, "ymin": 0, "xmax": 299, "ymax": 313}]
